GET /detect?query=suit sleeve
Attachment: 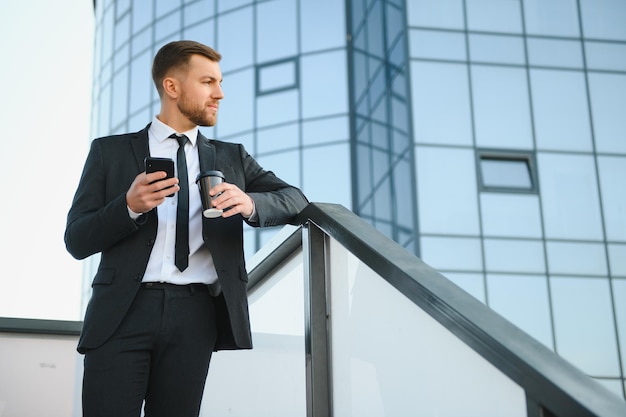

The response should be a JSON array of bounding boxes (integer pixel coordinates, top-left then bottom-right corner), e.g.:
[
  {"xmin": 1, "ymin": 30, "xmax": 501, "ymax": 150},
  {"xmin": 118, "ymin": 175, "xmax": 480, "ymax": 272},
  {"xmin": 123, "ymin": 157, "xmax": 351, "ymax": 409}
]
[
  {"xmin": 238, "ymin": 144, "xmax": 309, "ymax": 227},
  {"xmin": 64, "ymin": 139, "xmax": 141, "ymax": 260}
]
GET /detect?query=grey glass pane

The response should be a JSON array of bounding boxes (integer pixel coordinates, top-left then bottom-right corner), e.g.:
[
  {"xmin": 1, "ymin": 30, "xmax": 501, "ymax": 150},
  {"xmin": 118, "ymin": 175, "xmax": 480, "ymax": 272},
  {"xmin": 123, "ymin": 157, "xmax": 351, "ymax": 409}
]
[
  {"xmin": 154, "ymin": 10, "xmax": 181, "ymax": 43},
  {"xmin": 487, "ymin": 274, "xmax": 553, "ymax": 349},
  {"xmin": 218, "ymin": 69, "xmax": 254, "ymax": 137},
  {"xmin": 258, "ymin": 150, "xmax": 301, "ymax": 191},
  {"xmin": 217, "ymin": 0, "xmax": 251, "ymax": 14},
  {"xmin": 613, "ymin": 279, "xmax": 626, "ymax": 375},
  {"xmin": 480, "ymin": 194, "xmax": 542, "ymax": 238},
  {"xmin": 257, "ymin": 123, "xmax": 299, "ymax": 155},
  {"xmin": 302, "ymin": 116, "xmax": 349, "ymax": 147},
  {"xmin": 546, "ymin": 241, "xmax": 608, "ymax": 276},
  {"xmin": 472, "ymin": 66, "xmax": 533, "ymax": 149},
  {"xmin": 411, "ymin": 62, "xmax": 473, "ymax": 145},
  {"xmin": 466, "ymin": 0, "xmax": 523, "ymax": 33},
  {"xmin": 257, "ymin": 0, "xmax": 297, "ymax": 63},
  {"xmin": 114, "ymin": 13, "xmax": 131, "ymax": 50},
  {"xmin": 182, "ymin": 20, "xmax": 216, "ymax": 50},
  {"xmin": 523, "ymin": 0, "xmax": 580, "ymax": 37},
  {"xmin": 527, "ymin": 38, "xmax": 583, "ymax": 69},
  {"xmin": 256, "ymin": 90, "xmax": 299, "ymax": 128},
  {"xmin": 302, "ymin": 144, "xmax": 351, "ymax": 208},
  {"xmin": 183, "ymin": 0, "xmax": 215, "ymax": 28},
  {"xmin": 129, "ymin": 49, "xmax": 152, "ymax": 114},
  {"xmin": 156, "ymin": 0, "xmax": 181, "ymax": 18},
  {"xmin": 480, "ymin": 159, "xmax": 532, "ymax": 189},
  {"xmin": 598, "ymin": 156, "xmax": 626, "ymax": 241},
  {"xmin": 586, "ymin": 41, "xmax": 626, "ymax": 71},
  {"xmin": 111, "ymin": 68, "xmax": 129, "ymax": 128},
  {"xmin": 580, "ymin": 0, "xmax": 626, "ymax": 41},
  {"xmin": 608, "ymin": 244, "xmax": 626, "ymax": 277},
  {"xmin": 441, "ymin": 272, "xmax": 486, "ymax": 303},
  {"xmin": 132, "ymin": 0, "xmax": 153, "ymax": 33},
  {"xmin": 420, "ymin": 237, "xmax": 483, "ymax": 271},
  {"xmin": 588, "ymin": 73, "xmax": 626, "ymax": 153},
  {"xmin": 469, "ymin": 34, "xmax": 525, "ymax": 65},
  {"xmin": 407, "ymin": 0, "xmax": 465, "ymax": 29},
  {"xmin": 301, "ymin": 0, "xmax": 344, "ymax": 53},
  {"xmin": 410, "ymin": 29, "xmax": 467, "ymax": 61},
  {"xmin": 131, "ymin": 26, "xmax": 152, "ymax": 55},
  {"xmin": 483, "ymin": 239, "xmax": 546, "ymax": 273},
  {"xmin": 301, "ymin": 51, "xmax": 348, "ymax": 118},
  {"xmin": 538, "ymin": 153, "xmax": 604, "ymax": 240},
  {"xmin": 416, "ymin": 147, "xmax": 480, "ymax": 235},
  {"xmin": 551, "ymin": 277, "xmax": 620, "ymax": 376},
  {"xmin": 217, "ymin": 7, "xmax": 253, "ymax": 72},
  {"xmin": 258, "ymin": 60, "xmax": 297, "ymax": 94},
  {"xmin": 530, "ymin": 69, "xmax": 592, "ymax": 152}
]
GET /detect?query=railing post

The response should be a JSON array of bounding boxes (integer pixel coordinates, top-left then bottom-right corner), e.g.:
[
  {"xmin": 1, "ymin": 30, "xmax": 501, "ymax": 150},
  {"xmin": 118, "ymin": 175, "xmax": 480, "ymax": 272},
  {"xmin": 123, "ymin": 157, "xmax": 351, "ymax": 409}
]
[{"xmin": 303, "ymin": 222, "xmax": 332, "ymax": 417}]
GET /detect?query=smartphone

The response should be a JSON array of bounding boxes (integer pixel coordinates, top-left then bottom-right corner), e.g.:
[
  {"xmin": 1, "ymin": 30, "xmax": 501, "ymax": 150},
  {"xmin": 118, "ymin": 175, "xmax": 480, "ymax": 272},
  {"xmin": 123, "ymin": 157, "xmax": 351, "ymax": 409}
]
[{"xmin": 145, "ymin": 157, "xmax": 175, "ymax": 196}]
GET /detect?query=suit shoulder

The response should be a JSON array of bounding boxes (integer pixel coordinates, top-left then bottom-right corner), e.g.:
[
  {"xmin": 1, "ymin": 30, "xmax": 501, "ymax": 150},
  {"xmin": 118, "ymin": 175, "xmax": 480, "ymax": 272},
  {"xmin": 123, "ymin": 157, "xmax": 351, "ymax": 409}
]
[{"xmin": 91, "ymin": 128, "xmax": 147, "ymax": 147}]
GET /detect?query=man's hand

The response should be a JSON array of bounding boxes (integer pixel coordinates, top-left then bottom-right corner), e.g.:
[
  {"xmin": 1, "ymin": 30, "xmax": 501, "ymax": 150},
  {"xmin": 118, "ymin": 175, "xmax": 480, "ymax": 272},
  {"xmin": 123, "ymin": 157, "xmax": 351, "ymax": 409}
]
[
  {"xmin": 209, "ymin": 182, "xmax": 254, "ymax": 218},
  {"xmin": 126, "ymin": 171, "xmax": 180, "ymax": 214}
]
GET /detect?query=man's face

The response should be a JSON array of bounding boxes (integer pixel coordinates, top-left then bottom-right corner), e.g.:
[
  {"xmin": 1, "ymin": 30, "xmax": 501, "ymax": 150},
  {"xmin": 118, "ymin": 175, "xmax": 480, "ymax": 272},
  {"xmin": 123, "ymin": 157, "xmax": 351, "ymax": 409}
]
[{"xmin": 176, "ymin": 54, "xmax": 224, "ymax": 127}]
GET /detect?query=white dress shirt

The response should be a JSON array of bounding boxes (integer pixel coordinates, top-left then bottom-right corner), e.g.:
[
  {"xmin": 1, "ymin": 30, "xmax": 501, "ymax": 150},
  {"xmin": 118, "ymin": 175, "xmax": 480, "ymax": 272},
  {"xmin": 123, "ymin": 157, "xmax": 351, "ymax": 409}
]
[{"xmin": 139, "ymin": 117, "xmax": 218, "ymax": 285}]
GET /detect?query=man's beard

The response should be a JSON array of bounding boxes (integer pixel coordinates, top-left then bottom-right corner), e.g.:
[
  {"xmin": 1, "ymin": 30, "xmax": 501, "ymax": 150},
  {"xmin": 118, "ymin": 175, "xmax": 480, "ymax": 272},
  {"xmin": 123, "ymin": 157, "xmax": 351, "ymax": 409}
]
[{"xmin": 177, "ymin": 92, "xmax": 217, "ymax": 127}]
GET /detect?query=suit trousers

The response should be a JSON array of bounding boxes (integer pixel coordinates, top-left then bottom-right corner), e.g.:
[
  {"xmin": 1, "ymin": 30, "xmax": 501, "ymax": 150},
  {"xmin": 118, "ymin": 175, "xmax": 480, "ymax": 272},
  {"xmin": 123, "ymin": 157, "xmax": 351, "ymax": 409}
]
[{"xmin": 81, "ymin": 284, "xmax": 218, "ymax": 417}]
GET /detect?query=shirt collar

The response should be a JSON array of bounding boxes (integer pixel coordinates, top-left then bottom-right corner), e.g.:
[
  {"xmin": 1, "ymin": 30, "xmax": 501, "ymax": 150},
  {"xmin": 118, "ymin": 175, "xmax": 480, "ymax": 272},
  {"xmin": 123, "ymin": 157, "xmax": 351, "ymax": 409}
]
[{"xmin": 150, "ymin": 116, "xmax": 199, "ymax": 146}]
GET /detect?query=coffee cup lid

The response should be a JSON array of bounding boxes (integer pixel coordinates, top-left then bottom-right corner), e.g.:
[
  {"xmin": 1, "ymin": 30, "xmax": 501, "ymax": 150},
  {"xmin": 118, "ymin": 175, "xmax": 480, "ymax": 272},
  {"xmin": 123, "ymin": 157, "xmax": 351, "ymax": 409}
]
[{"xmin": 196, "ymin": 170, "xmax": 224, "ymax": 183}]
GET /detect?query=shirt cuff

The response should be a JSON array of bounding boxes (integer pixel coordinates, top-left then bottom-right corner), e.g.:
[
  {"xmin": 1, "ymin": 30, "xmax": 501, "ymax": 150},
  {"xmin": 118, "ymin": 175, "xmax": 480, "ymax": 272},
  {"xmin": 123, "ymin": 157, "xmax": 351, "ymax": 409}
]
[
  {"xmin": 246, "ymin": 198, "xmax": 258, "ymax": 222},
  {"xmin": 127, "ymin": 206, "xmax": 142, "ymax": 220}
]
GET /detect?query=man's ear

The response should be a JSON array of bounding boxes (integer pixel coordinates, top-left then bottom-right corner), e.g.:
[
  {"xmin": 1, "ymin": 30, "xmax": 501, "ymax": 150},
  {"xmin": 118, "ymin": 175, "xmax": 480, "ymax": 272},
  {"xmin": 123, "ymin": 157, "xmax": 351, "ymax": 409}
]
[{"xmin": 162, "ymin": 77, "xmax": 179, "ymax": 99}]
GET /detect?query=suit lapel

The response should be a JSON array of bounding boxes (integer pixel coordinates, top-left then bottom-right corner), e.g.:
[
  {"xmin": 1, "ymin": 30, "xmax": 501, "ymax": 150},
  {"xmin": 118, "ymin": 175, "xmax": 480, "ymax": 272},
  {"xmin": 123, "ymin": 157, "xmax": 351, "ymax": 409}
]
[
  {"xmin": 130, "ymin": 124, "xmax": 151, "ymax": 171},
  {"xmin": 197, "ymin": 131, "xmax": 216, "ymax": 173}
]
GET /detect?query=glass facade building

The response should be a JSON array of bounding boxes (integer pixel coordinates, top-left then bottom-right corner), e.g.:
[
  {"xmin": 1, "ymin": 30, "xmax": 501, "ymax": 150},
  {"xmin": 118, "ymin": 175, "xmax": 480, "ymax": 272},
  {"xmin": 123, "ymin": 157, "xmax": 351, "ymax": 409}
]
[{"xmin": 90, "ymin": 0, "xmax": 626, "ymax": 399}]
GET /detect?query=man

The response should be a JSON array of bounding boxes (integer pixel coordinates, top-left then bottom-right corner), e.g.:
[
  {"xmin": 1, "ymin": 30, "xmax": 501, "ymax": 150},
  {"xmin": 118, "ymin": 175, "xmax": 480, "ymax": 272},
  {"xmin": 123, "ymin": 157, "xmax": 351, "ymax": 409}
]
[{"xmin": 65, "ymin": 40, "xmax": 308, "ymax": 417}]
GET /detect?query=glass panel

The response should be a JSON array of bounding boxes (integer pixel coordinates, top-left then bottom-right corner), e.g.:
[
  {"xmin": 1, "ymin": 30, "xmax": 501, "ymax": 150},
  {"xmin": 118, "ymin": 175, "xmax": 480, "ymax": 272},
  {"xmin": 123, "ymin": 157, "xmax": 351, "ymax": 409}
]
[
  {"xmin": 258, "ymin": 150, "xmax": 301, "ymax": 191},
  {"xmin": 586, "ymin": 41, "xmax": 626, "ymax": 72},
  {"xmin": 588, "ymin": 73, "xmax": 626, "ymax": 153},
  {"xmin": 527, "ymin": 38, "xmax": 583, "ymax": 69},
  {"xmin": 114, "ymin": 12, "xmax": 130, "ymax": 50},
  {"xmin": 546, "ymin": 241, "xmax": 608, "ymax": 276},
  {"xmin": 483, "ymin": 239, "xmax": 546, "ymax": 273},
  {"xmin": 469, "ymin": 34, "xmax": 525, "ymax": 65},
  {"xmin": 530, "ymin": 69, "xmax": 592, "ymax": 152},
  {"xmin": 217, "ymin": 0, "xmax": 251, "ymax": 14},
  {"xmin": 182, "ymin": 20, "xmax": 216, "ymax": 52},
  {"xmin": 420, "ymin": 237, "xmax": 483, "ymax": 271},
  {"xmin": 551, "ymin": 277, "xmax": 620, "ymax": 376},
  {"xmin": 487, "ymin": 274, "xmax": 553, "ymax": 349},
  {"xmin": 258, "ymin": 59, "xmax": 297, "ymax": 94},
  {"xmin": 480, "ymin": 158, "xmax": 532, "ymax": 190},
  {"xmin": 480, "ymin": 194, "xmax": 543, "ymax": 238},
  {"xmin": 612, "ymin": 279, "xmax": 626, "ymax": 375},
  {"xmin": 523, "ymin": 0, "xmax": 580, "ymax": 37},
  {"xmin": 129, "ymin": 49, "xmax": 152, "ymax": 114},
  {"xmin": 256, "ymin": 90, "xmax": 299, "ymax": 128},
  {"xmin": 257, "ymin": 123, "xmax": 299, "ymax": 155},
  {"xmin": 302, "ymin": 116, "xmax": 349, "ymax": 146},
  {"xmin": 328, "ymin": 238, "xmax": 527, "ymax": 416},
  {"xmin": 156, "ymin": 0, "xmax": 181, "ymax": 18},
  {"xmin": 598, "ymin": 156, "xmax": 626, "ymax": 241},
  {"xmin": 110, "ymin": 68, "xmax": 129, "ymax": 128},
  {"xmin": 608, "ymin": 244, "xmax": 626, "ymax": 277},
  {"xmin": 301, "ymin": 51, "xmax": 348, "ymax": 118},
  {"xmin": 202, "ymin": 248, "xmax": 306, "ymax": 416},
  {"xmin": 411, "ymin": 62, "xmax": 473, "ymax": 145},
  {"xmin": 217, "ymin": 68, "xmax": 254, "ymax": 137},
  {"xmin": 302, "ymin": 143, "xmax": 351, "ymax": 209},
  {"xmin": 441, "ymin": 272, "xmax": 486, "ymax": 302},
  {"xmin": 416, "ymin": 147, "xmax": 480, "ymax": 235},
  {"xmin": 256, "ymin": 0, "xmax": 297, "ymax": 63},
  {"xmin": 410, "ymin": 29, "xmax": 467, "ymax": 61},
  {"xmin": 466, "ymin": 0, "xmax": 523, "ymax": 33},
  {"xmin": 132, "ymin": 0, "xmax": 153, "ymax": 33},
  {"xmin": 538, "ymin": 153, "xmax": 604, "ymax": 240},
  {"xmin": 472, "ymin": 65, "xmax": 533, "ymax": 149},
  {"xmin": 407, "ymin": 0, "xmax": 465, "ymax": 29},
  {"xmin": 183, "ymin": 0, "xmax": 215, "ymax": 28},
  {"xmin": 301, "ymin": 0, "xmax": 345, "ymax": 53},
  {"xmin": 217, "ymin": 7, "xmax": 253, "ymax": 72},
  {"xmin": 154, "ymin": 9, "xmax": 181, "ymax": 43},
  {"xmin": 580, "ymin": 0, "xmax": 626, "ymax": 41}
]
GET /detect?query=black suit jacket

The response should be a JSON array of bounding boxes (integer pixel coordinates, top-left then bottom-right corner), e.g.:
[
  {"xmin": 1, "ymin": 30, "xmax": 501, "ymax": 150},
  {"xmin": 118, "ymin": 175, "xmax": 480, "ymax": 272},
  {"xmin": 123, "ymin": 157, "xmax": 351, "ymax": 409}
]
[{"xmin": 65, "ymin": 125, "xmax": 308, "ymax": 353}]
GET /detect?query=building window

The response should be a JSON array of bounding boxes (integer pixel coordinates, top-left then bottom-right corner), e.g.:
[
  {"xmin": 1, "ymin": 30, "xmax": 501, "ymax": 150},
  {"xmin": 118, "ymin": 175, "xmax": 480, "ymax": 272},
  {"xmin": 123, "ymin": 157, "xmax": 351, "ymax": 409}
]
[
  {"xmin": 256, "ymin": 57, "xmax": 299, "ymax": 96},
  {"xmin": 477, "ymin": 149, "xmax": 538, "ymax": 193}
]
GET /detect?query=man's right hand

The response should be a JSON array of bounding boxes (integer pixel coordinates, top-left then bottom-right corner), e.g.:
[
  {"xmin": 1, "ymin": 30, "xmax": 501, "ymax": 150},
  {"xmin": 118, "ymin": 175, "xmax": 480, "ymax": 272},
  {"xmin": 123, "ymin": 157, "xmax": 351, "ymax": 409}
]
[{"xmin": 126, "ymin": 171, "xmax": 180, "ymax": 214}]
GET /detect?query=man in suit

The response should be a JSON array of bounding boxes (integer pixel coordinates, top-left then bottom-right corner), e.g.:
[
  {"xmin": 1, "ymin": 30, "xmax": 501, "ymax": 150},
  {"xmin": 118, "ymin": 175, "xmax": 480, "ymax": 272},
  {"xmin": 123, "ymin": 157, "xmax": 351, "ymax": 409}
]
[{"xmin": 65, "ymin": 40, "xmax": 308, "ymax": 417}]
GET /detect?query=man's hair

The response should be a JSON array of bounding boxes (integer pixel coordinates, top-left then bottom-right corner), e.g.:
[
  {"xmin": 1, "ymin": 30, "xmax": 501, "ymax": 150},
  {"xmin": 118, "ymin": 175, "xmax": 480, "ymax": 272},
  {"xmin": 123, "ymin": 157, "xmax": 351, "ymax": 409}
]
[{"xmin": 152, "ymin": 40, "xmax": 222, "ymax": 96}]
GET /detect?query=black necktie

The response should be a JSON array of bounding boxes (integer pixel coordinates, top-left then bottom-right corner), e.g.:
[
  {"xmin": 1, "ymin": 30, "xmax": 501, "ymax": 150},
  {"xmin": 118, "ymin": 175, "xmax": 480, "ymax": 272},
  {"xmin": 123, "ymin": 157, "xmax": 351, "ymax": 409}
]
[{"xmin": 173, "ymin": 134, "xmax": 189, "ymax": 272}]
